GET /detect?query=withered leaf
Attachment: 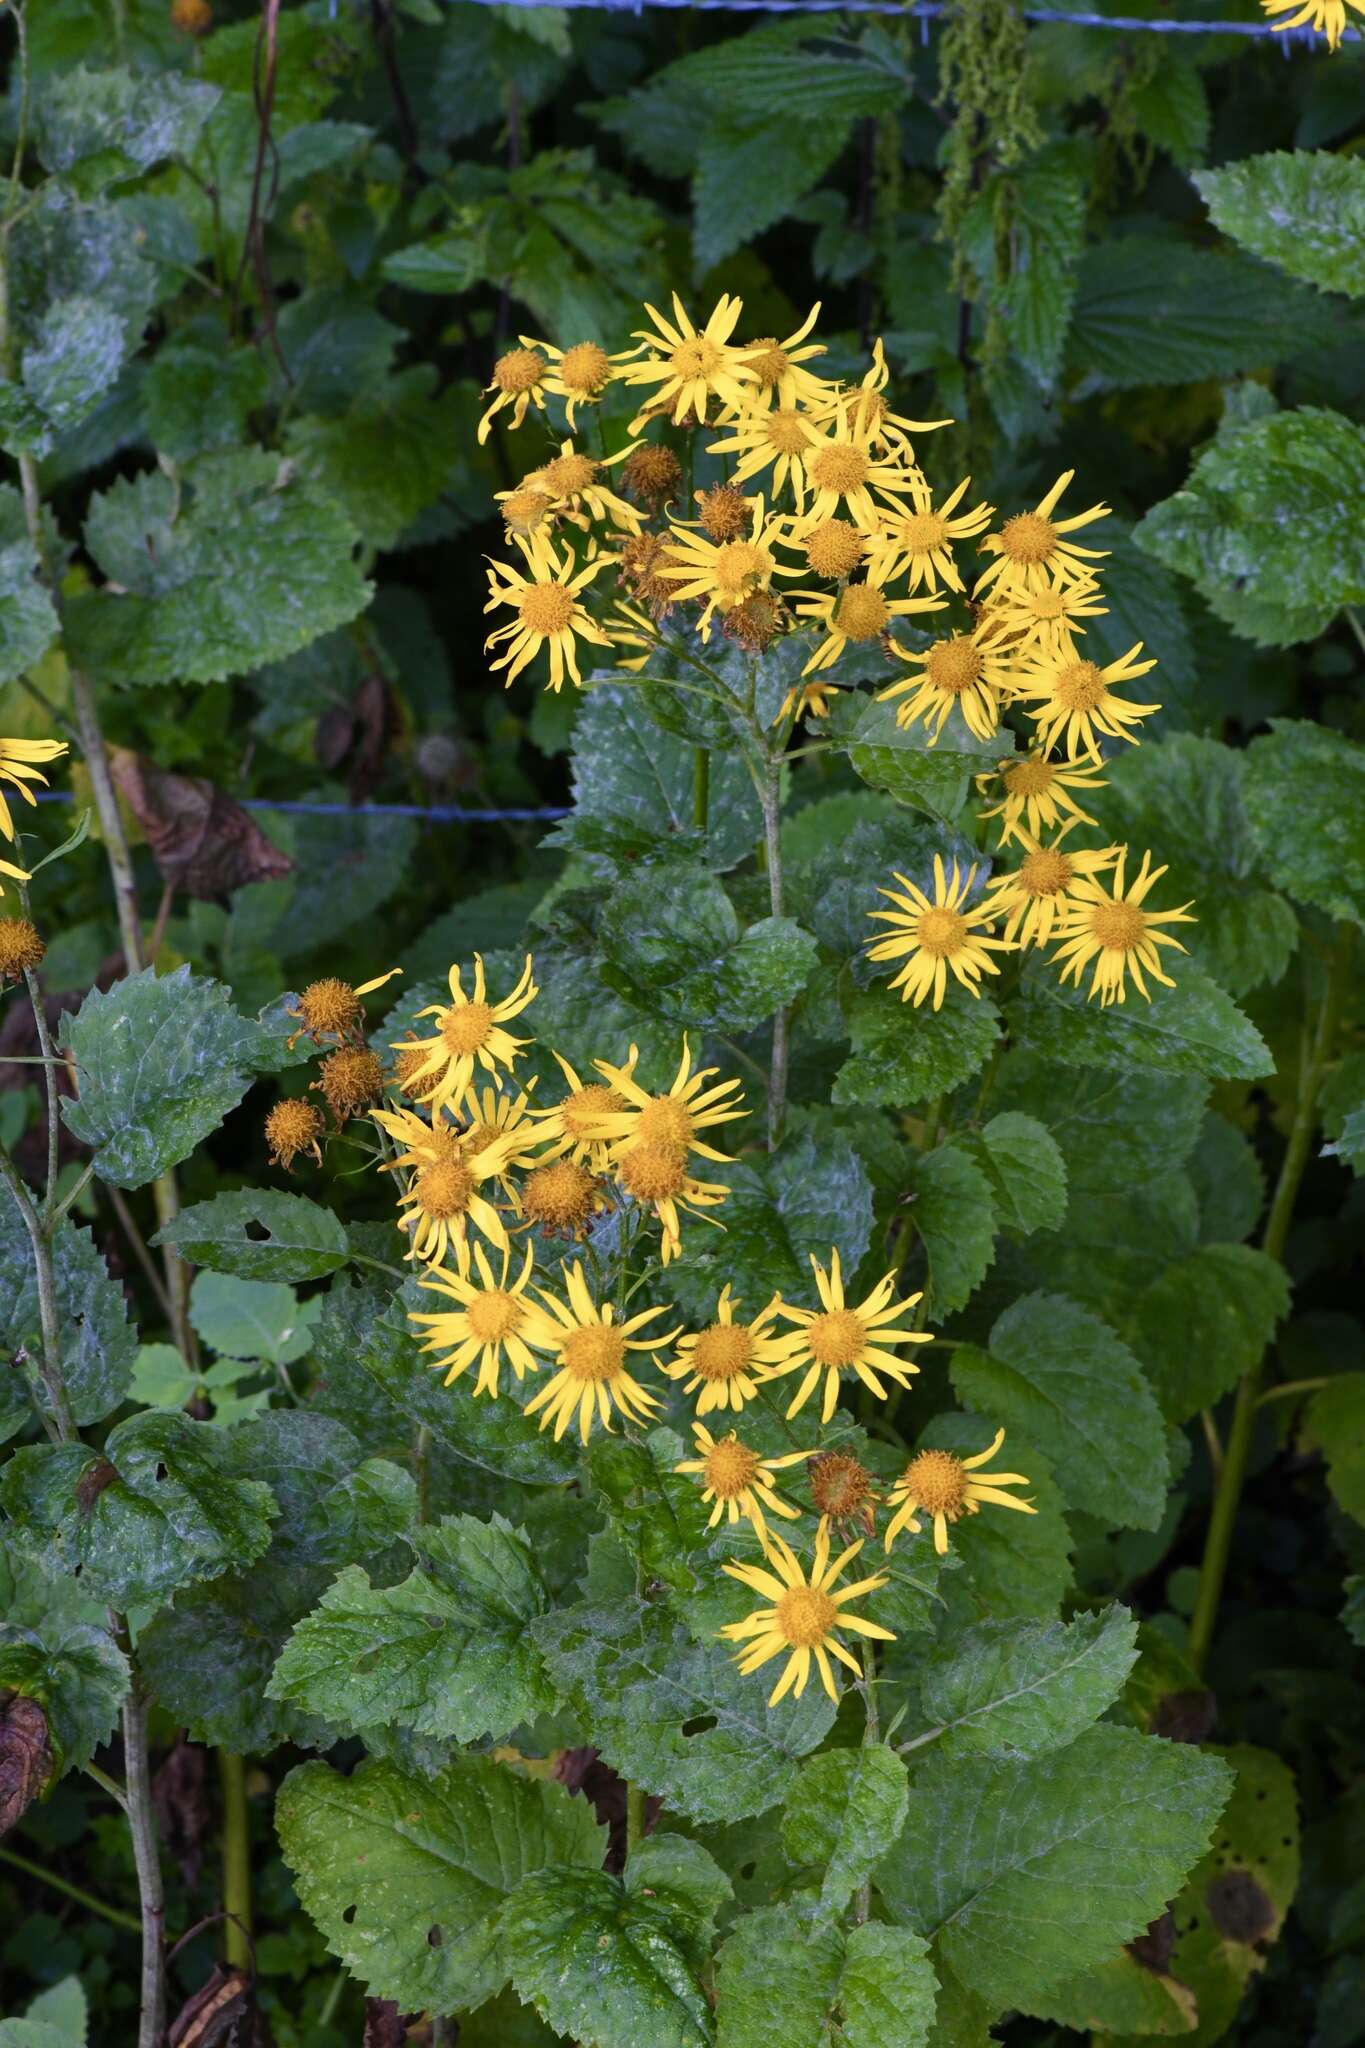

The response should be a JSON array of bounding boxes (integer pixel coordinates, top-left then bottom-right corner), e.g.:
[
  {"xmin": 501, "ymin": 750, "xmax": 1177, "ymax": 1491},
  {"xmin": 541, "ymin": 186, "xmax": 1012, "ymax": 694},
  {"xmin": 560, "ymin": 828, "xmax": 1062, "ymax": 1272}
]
[
  {"xmin": 314, "ymin": 672, "xmax": 395, "ymax": 806},
  {"xmin": 167, "ymin": 1964, "xmax": 254, "ymax": 2048},
  {"xmin": 110, "ymin": 749, "xmax": 293, "ymax": 900},
  {"xmin": 0, "ymin": 1692, "xmax": 52, "ymax": 1835},
  {"xmin": 362, "ymin": 1997, "xmax": 413, "ymax": 2047}
]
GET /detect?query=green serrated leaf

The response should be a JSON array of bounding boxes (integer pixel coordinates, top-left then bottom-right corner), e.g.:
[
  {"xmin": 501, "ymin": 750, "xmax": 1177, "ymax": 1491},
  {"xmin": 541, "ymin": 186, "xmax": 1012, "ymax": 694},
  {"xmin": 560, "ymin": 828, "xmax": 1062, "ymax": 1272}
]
[
  {"xmin": 839, "ymin": 1922, "xmax": 938, "ymax": 2048},
  {"xmin": 834, "ymin": 989, "xmax": 1001, "ymax": 1109},
  {"xmin": 877, "ymin": 1726, "xmax": 1233, "ymax": 2012},
  {"xmin": 0, "ymin": 1199, "xmax": 136, "ymax": 1434},
  {"xmin": 1242, "ymin": 720, "xmax": 1365, "ymax": 927},
  {"xmin": 58, "ymin": 967, "xmax": 285, "ymax": 1189},
  {"xmin": 714, "ymin": 1904, "xmax": 936, "ymax": 2048},
  {"xmin": 65, "ymin": 454, "xmax": 371, "ymax": 686},
  {"xmin": 1322, "ymin": 1050, "xmax": 1365, "ymax": 1175},
  {"xmin": 906, "ymin": 1142, "xmax": 996, "ymax": 1322},
  {"xmin": 154, "ymin": 1188, "xmax": 351, "ymax": 1282},
  {"xmin": 1195, "ymin": 151, "xmax": 1365, "ymax": 299},
  {"xmin": 502, "ymin": 1867, "xmax": 713, "ymax": 2048},
  {"xmin": 951, "ymin": 1293, "xmax": 1169, "ymax": 1531},
  {"xmin": 287, "ymin": 367, "xmax": 463, "ymax": 552},
  {"xmin": 914, "ymin": 1605, "xmax": 1138, "ymax": 1761},
  {"xmin": 600, "ymin": 866, "xmax": 816, "ymax": 1035},
  {"xmin": 841, "ymin": 692, "xmax": 1005, "ymax": 824},
  {"xmin": 533, "ymin": 1596, "xmax": 837, "ymax": 1823},
  {"xmin": 626, "ymin": 1835, "xmax": 734, "ymax": 1943},
  {"xmin": 1304, "ymin": 1375, "xmax": 1365, "ymax": 1524},
  {"xmin": 1135, "ymin": 408, "xmax": 1365, "ymax": 648},
  {"xmin": 966, "ymin": 1112, "xmax": 1067, "ymax": 1237},
  {"xmin": 1008, "ymin": 955, "xmax": 1272, "ymax": 1081},
  {"xmin": 268, "ymin": 1513, "xmax": 553, "ymax": 1744},
  {"xmin": 1126, "ymin": 1244, "xmax": 1290, "ymax": 1424},
  {"xmin": 0, "ymin": 487, "xmax": 60, "ymax": 684},
  {"xmin": 276, "ymin": 1753, "xmax": 606, "ymax": 2012},
  {"xmin": 0, "ymin": 1411, "xmax": 276, "ymax": 1610},
  {"xmin": 0, "ymin": 1536, "xmax": 129, "ymax": 1776},
  {"xmin": 781, "ymin": 1745, "xmax": 909, "ymax": 1916},
  {"xmin": 189, "ymin": 1272, "xmax": 319, "ymax": 1367}
]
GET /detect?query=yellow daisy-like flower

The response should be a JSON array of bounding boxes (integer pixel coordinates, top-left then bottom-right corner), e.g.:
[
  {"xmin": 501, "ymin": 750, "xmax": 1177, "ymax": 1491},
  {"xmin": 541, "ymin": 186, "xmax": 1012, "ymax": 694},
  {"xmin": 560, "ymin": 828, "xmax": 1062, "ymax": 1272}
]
[
  {"xmin": 704, "ymin": 397, "xmax": 820, "ymax": 503},
  {"xmin": 1047, "ymin": 847, "xmax": 1196, "ymax": 1006},
  {"xmin": 484, "ymin": 532, "xmax": 612, "ymax": 693},
  {"xmin": 661, "ymin": 1285, "xmax": 791, "ymax": 1416},
  {"xmin": 721, "ymin": 1527, "xmax": 895, "ymax": 1705},
  {"xmin": 656, "ymin": 496, "xmax": 788, "ymax": 638},
  {"xmin": 866, "ymin": 476, "xmax": 993, "ymax": 593},
  {"xmin": 477, "ymin": 345, "xmax": 549, "ymax": 443},
  {"xmin": 974, "ymin": 470, "xmax": 1110, "ymax": 598},
  {"xmin": 398, "ymin": 953, "xmax": 537, "ymax": 1119},
  {"xmin": 0, "ymin": 737, "xmax": 68, "ymax": 845},
  {"xmin": 973, "ymin": 750, "xmax": 1108, "ymax": 846},
  {"xmin": 769, "ymin": 1249, "xmax": 931, "ymax": 1425},
  {"xmin": 675, "ymin": 1423, "xmax": 812, "ymax": 1540},
  {"xmin": 620, "ymin": 293, "xmax": 760, "ymax": 429},
  {"xmin": 529, "ymin": 1050, "xmax": 627, "ymax": 1171},
  {"xmin": 514, "ymin": 439, "xmax": 641, "ymax": 535},
  {"xmin": 884, "ymin": 1428, "xmax": 1036, "ymax": 1556},
  {"xmin": 524, "ymin": 336, "xmax": 625, "ymax": 427},
  {"xmin": 829, "ymin": 338, "xmax": 952, "ymax": 456},
  {"xmin": 794, "ymin": 571, "xmax": 945, "ymax": 678},
  {"xmin": 617, "ymin": 1140, "xmax": 728, "ymax": 1264},
  {"xmin": 867, "ymin": 856, "xmax": 1015, "ymax": 1010},
  {"xmin": 521, "ymin": 1260, "xmax": 678, "ymax": 1443},
  {"xmin": 776, "ymin": 679, "xmax": 843, "ymax": 726},
  {"xmin": 1260, "ymin": 0, "xmax": 1363, "ymax": 45},
  {"xmin": 460, "ymin": 1082, "xmax": 543, "ymax": 1193},
  {"xmin": 1014, "ymin": 638, "xmax": 1160, "ymax": 763},
  {"xmin": 409, "ymin": 1241, "xmax": 550, "ymax": 1398},
  {"xmin": 373, "ymin": 1107, "xmax": 516, "ymax": 1264},
  {"xmin": 878, "ymin": 628, "xmax": 1014, "ymax": 745},
  {"xmin": 799, "ymin": 406, "xmax": 919, "ymax": 531},
  {"xmin": 978, "ymin": 571, "xmax": 1107, "ymax": 660},
  {"xmin": 977, "ymin": 823, "xmax": 1121, "ymax": 948},
  {"xmin": 776, "ymin": 514, "xmax": 867, "ymax": 584},
  {"xmin": 735, "ymin": 305, "xmax": 838, "ymax": 410},
  {"xmin": 285, "ymin": 968, "xmax": 402, "ymax": 1048},
  {"xmin": 593, "ymin": 1036, "xmax": 745, "ymax": 1165}
]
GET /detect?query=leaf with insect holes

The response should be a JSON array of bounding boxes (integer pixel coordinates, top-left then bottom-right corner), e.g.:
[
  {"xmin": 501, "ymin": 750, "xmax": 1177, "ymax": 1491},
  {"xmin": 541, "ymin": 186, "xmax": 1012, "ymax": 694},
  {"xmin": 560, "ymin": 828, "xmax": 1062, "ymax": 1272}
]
[
  {"xmin": 501, "ymin": 1867, "xmax": 714, "ymax": 2048},
  {"xmin": 154, "ymin": 1188, "xmax": 351, "ymax": 1283},
  {"xmin": 276, "ymin": 1753, "xmax": 605, "ymax": 2012}
]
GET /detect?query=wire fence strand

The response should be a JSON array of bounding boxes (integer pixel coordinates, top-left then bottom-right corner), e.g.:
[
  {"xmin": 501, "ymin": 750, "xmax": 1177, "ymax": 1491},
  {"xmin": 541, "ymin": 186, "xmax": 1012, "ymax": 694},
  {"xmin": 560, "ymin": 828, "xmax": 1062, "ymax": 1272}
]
[{"xmin": 467, "ymin": 0, "xmax": 1351, "ymax": 41}]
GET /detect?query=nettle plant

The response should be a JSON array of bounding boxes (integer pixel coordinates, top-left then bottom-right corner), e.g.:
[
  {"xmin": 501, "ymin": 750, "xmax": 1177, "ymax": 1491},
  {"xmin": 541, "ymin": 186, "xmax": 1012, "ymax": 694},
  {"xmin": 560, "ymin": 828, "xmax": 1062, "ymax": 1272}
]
[{"xmin": 6, "ymin": 236, "xmax": 1363, "ymax": 2048}]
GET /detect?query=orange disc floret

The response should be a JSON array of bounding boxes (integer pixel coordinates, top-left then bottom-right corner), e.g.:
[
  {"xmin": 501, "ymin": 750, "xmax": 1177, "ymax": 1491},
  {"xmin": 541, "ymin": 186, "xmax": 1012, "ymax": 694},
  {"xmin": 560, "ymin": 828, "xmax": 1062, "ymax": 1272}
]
[
  {"xmin": 264, "ymin": 1098, "xmax": 325, "ymax": 1171},
  {"xmin": 0, "ymin": 917, "xmax": 45, "ymax": 983},
  {"xmin": 315, "ymin": 1046, "xmax": 385, "ymax": 1121}
]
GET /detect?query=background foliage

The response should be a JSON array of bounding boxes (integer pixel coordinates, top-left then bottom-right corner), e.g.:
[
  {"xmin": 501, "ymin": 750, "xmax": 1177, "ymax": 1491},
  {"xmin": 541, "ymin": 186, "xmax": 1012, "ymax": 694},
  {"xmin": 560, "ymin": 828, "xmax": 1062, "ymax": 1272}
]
[{"xmin": 0, "ymin": 0, "xmax": 1363, "ymax": 2044}]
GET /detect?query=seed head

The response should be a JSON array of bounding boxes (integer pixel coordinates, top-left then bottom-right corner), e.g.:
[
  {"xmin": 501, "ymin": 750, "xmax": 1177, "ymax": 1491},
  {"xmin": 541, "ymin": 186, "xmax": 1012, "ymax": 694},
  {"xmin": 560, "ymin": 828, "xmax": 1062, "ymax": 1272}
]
[
  {"xmin": 315, "ymin": 1046, "xmax": 385, "ymax": 1121},
  {"xmin": 0, "ymin": 918, "xmax": 45, "ymax": 983},
  {"xmin": 264, "ymin": 1098, "xmax": 325, "ymax": 1171},
  {"xmin": 621, "ymin": 444, "xmax": 682, "ymax": 510},
  {"xmin": 696, "ymin": 484, "xmax": 751, "ymax": 542}
]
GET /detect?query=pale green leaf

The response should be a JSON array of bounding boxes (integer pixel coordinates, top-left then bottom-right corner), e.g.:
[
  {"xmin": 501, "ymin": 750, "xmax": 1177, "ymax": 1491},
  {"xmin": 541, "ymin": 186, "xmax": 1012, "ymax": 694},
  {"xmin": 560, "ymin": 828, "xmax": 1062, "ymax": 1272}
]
[
  {"xmin": 65, "ymin": 454, "xmax": 371, "ymax": 686},
  {"xmin": 876, "ymin": 1726, "xmax": 1233, "ymax": 2011},
  {"xmin": 951, "ymin": 1293, "xmax": 1169, "ymax": 1531},
  {"xmin": 841, "ymin": 691, "xmax": 1005, "ymax": 825},
  {"xmin": 501, "ymin": 1867, "xmax": 713, "ymax": 2048},
  {"xmin": 913, "ymin": 1606, "xmax": 1138, "ymax": 1761},
  {"xmin": 600, "ymin": 865, "xmax": 816, "ymax": 1035},
  {"xmin": 1195, "ymin": 151, "xmax": 1365, "ymax": 299},
  {"xmin": 714, "ymin": 1905, "xmax": 936, "ymax": 2048},
  {"xmin": 154, "ymin": 1188, "xmax": 351, "ymax": 1282},
  {"xmin": 1242, "ymin": 720, "xmax": 1365, "ymax": 927},
  {"xmin": 839, "ymin": 1923, "xmax": 938, "ymax": 2048},
  {"xmin": 276, "ymin": 1753, "xmax": 606, "ymax": 2012},
  {"xmin": 1126, "ymin": 1244, "xmax": 1290, "ymax": 1424},
  {"xmin": 34, "ymin": 64, "xmax": 221, "ymax": 192},
  {"xmin": 189, "ymin": 1272, "xmax": 320, "ymax": 1366},
  {"xmin": 1135, "ymin": 408, "xmax": 1365, "ymax": 648},
  {"xmin": 781, "ymin": 1745, "xmax": 909, "ymax": 1915}
]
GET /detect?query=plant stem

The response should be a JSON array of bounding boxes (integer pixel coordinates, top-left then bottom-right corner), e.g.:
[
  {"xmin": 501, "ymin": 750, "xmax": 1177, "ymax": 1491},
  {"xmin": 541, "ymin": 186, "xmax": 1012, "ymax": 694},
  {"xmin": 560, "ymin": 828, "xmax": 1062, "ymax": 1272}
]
[
  {"xmin": 853, "ymin": 1638, "xmax": 880, "ymax": 1925},
  {"xmin": 0, "ymin": 1844, "xmax": 142, "ymax": 1935},
  {"xmin": 759, "ymin": 767, "xmax": 789, "ymax": 1153},
  {"xmin": 123, "ymin": 1681, "xmax": 167, "ymax": 2048},
  {"xmin": 218, "ymin": 1748, "xmax": 253, "ymax": 1974},
  {"xmin": 414, "ymin": 1423, "xmax": 432, "ymax": 1523},
  {"xmin": 84, "ymin": 1758, "xmax": 130, "ymax": 1811},
  {"xmin": 625, "ymin": 1781, "xmax": 648, "ymax": 1855},
  {"xmin": 1186, "ymin": 929, "xmax": 1351, "ymax": 1675},
  {"xmin": 1257, "ymin": 1376, "xmax": 1330, "ymax": 1408},
  {"xmin": 693, "ymin": 745, "xmax": 709, "ymax": 833},
  {"xmin": 0, "ymin": 1146, "xmax": 74, "ymax": 1442}
]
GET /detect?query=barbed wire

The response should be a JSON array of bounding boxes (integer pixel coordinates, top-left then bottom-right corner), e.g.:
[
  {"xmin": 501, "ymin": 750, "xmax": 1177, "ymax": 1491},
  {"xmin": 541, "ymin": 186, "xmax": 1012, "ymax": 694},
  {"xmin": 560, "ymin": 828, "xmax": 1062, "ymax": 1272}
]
[
  {"xmin": 32, "ymin": 791, "xmax": 570, "ymax": 824},
  {"xmin": 477, "ymin": 0, "xmax": 1350, "ymax": 41}
]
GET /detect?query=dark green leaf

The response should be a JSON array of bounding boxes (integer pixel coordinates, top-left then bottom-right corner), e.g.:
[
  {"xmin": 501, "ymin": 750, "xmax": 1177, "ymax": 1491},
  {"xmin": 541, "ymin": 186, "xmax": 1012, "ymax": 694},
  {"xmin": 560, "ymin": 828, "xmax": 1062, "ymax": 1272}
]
[
  {"xmin": 841, "ymin": 692, "xmax": 1005, "ymax": 825},
  {"xmin": 1322, "ymin": 1051, "xmax": 1365, "ymax": 1174},
  {"xmin": 600, "ymin": 866, "xmax": 816, "ymax": 1034},
  {"xmin": 834, "ymin": 989, "xmax": 1001, "ymax": 1109},
  {"xmin": 154, "ymin": 1188, "xmax": 351, "ymax": 1282},
  {"xmin": 276, "ymin": 1754, "xmax": 606, "ymax": 2011},
  {"xmin": 137, "ymin": 1563, "xmax": 339, "ymax": 1752},
  {"xmin": 1126, "ymin": 1244, "xmax": 1291, "ymax": 1423},
  {"xmin": 34, "ymin": 65, "xmax": 220, "ymax": 193},
  {"xmin": 914, "ymin": 1605, "xmax": 1138, "ymax": 1761},
  {"xmin": 1008, "ymin": 955, "xmax": 1273, "ymax": 1081},
  {"xmin": 951, "ymin": 1293, "xmax": 1169, "ymax": 1531},
  {"xmin": 966, "ymin": 1113, "xmax": 1067, "ymax": 1237},
  {"xmin": 0, "ymin": 486, "xmax": 60, "ymax": 683},
  {"xmin": 1242, "ymin": 720, "xmax": 1365, "ymax": 927},
  {"xmin": 905, "ymin": 1143, "xmax": 996, "ymax": 1321},
  {"xmin": 1305, "ymin": 1375, "xmax": 1365, "ymax": 1524},
  {"xmin": 0, "ymin": 1536, "xmax": 129, "ymax": 1774},
  {"xmin": 0, "ymin": 1200, "xmax": 135, "ymax": 1431}
]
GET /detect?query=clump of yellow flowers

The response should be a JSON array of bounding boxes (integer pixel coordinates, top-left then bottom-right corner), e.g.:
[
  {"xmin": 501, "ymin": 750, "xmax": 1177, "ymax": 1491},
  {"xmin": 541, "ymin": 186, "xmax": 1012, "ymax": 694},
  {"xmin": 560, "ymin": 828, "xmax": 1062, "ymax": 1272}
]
[
  {"xmin": 476, "ymin": 296, "xmax": 1196, "ymax": 1013},
  {"xmin": 266, "ymin": 950, "xmax": 1037, "ymax": 1707}
]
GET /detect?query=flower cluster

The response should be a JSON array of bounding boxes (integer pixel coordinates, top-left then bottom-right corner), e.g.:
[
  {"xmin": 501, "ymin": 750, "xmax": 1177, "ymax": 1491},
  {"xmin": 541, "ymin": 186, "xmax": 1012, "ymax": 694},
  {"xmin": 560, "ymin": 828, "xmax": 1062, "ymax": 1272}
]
[
  {"xmin": 475, "ymin": 298, "xmax": 1195, "ymax": 1010},
  {"xmin": 0, "ymin": 736, "xmax": 68, "ymax": 901},
  {"xmin": 267, "ymin": 950, "xmax": 1036, "ymax": 1707}
]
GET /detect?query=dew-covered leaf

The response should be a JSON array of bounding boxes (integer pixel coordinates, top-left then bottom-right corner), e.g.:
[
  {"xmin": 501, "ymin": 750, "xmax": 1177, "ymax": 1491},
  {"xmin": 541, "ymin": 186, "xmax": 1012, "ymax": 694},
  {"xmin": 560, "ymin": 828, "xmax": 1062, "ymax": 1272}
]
[
  {"xmin": 501, "ymin": 1866, "xmax": 713, "ymax": 2048},
  {"xmin": 1194, "ymin": 151, "xmax": 1365, "ymax": 300}
]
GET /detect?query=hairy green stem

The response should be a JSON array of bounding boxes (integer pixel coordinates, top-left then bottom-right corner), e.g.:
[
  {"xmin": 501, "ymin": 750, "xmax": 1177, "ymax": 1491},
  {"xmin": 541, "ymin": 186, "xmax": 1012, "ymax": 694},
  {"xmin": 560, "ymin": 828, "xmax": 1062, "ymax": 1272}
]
[
  {"xmin": 218, "ymin": 1748, "xmax": 253, "ymax": 1974},
  {"xmin": 693, "ymin": 744, "xmax": 709, "ymax": 833},
  {"xmin": 0, "ymin": 1844, "xmax": 142, "ymax": 1936},
  {"xmin": 0, "ymin": 1146, "xmax": 74, "ymax": 1443},
  {"xmin": 123, "ymin": 1681, "xmax": 166, "ymax": 2048},
  {"xmin": 625, "ymin": 1781, "xmax": 648, "ymax": 1855},
  {"xmin": 853, "ymin": 1638, "xmax": 880, "ymax": 1925},
  {"xmin": 1186, "ymin": 929, "xmax": 1351, "ymax": 1674}
]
